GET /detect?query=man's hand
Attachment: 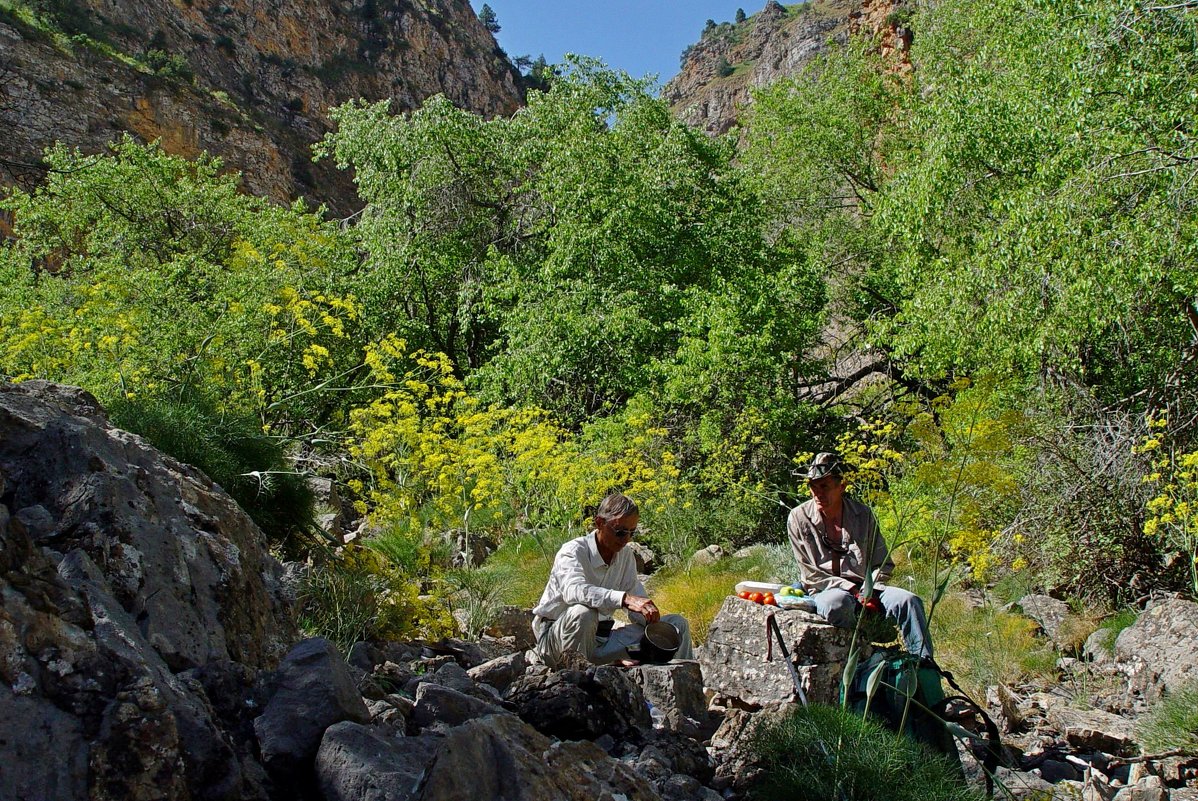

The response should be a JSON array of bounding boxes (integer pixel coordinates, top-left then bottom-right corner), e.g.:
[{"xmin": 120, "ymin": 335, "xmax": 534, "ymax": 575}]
[{"xmin": 623, "ymin": 594, "xmax": 661, "ymax": 623}]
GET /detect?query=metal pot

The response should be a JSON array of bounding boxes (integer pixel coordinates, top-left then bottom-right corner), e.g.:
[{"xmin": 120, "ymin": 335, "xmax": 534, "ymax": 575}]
[{"xmin": 636, "ymin": 621, "xmax": 681, "ymax": 664}]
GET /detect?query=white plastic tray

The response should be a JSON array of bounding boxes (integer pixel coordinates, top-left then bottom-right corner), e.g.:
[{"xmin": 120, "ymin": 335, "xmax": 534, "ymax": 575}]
[{"xmin": 733, "ymin": 581, "xmax": 783, "ymax": 595}]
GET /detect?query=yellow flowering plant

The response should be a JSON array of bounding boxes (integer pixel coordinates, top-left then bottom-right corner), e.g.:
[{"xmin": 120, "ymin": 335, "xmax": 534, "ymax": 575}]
[{"xmin": 1136, "ymin": 414, "xmax": 1198, "ymax": 597}]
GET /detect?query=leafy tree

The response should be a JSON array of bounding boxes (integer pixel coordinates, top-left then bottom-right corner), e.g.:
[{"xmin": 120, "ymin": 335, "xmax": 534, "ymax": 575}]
[
  {"xmin": 735, "ymin": 8, "xmax": 747, "ymax": 24},
  {"xmin": 716, "ymin": 56, "xmax": 734, "ymax": 77},
  {"xmin": 0, "ymin": 137, "xmax": 361, "ymax": 434},
  {"xmin": 320, "ymin": 58, "xmax": 831, "ymax": 522},
  {"xmin": 478, "ymin": 3, "xmax": 500, "ymax": 34}
]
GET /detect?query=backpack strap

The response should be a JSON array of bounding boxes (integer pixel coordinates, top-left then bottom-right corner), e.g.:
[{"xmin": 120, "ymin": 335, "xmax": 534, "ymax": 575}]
[{"xmin": 932, "ymin": 666, "xmax": 1003, "ymax": 798}]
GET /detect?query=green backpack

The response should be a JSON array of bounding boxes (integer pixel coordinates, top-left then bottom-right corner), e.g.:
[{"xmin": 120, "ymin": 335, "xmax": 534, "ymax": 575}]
[{"xmin": 841, "ymin": 649, "xmax": 961, "ymax": 764}]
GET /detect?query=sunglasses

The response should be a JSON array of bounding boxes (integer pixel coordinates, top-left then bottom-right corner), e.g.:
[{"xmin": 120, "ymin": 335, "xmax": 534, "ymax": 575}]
[{"xmin": 612, "ymin": 526, "xmax": 637, "ymax": 540}]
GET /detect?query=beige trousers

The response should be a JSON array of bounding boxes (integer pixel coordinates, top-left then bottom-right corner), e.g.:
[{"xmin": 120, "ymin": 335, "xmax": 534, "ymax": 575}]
[{"xmin": 531, "ymin": 604, "xmax": 694, "ymax": 667}]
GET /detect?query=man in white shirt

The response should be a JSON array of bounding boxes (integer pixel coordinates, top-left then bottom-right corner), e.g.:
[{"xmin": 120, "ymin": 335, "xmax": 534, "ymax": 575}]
[{"xmin": 531, "ymin": 493, "xmax": 694, "ymax": 667}]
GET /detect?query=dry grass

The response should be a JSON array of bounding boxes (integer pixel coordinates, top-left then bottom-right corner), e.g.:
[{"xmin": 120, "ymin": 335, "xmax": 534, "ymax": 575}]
[{"xmin": 647, "ymin": 544, "xmax": 793, "ymax": 643}]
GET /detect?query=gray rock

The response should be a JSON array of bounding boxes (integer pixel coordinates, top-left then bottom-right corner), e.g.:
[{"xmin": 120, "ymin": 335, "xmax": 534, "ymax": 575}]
[
  {"xmin": 484, "ymin": 605, "xmax": 536, "ymax": 650},
  {"xmin": 1018, "ymin": 594, "xmax": 1072, "ymax": 645},
  {"xmin": 468, "ymin": 650, "xmax": 527, "ymax": 693},
  {"xmin": 628, "ymin": 541, "xmax": 660, "ymax": 574},
  {"xmin": 993, "ymin": 767, "xmax": 1057, "ymax": 799},
  {"xmin": 1045, "ymin": 706, "xmax": 1138, "ymax": 755},
  {"xmin": 413, "ymin": 682, "xmax": 508, "ymax": 728},
  {"xmin": 417, "ymin": 714, "xmax": 661, "ymax": 801},
  {"xmin": 12, "ymin": 504, "xmax": 56, "ymax": 539},
  {"xmin": 659, "ymin": 774, "xmax": 702, "ymax": 801},
  {"xmin": 631, "ymin": 661, "xmax": 707, "ymax": 720},
  {"xmin": 1113, "ymin": 775, "xmax": 1167, "ymax": 801},
  {"xmin": 709, "ymin": 704, "xmax": 791, "ymax": 793},
  {"xmin": 1114, "ymin": 598, "xmax": 1198, "ymax": 701},
  {"xmin": 316, "ymin": 721, "xmax": 439, "ymax": 801},
  {"xmin": 0, "ymin": 381, "xmax": 293, "ymax": 801},
  {"xmin": 701, "ymin": 596, "xmax": 856, "ymax": 706},
  {"xmin": 1084, "ymin": 628, "xmax": 1116, "ymax": 666},
  {"xmin": 254, "ymin": 638, "xmax": 371, "ymax": 776},
  {"xmin": 505, "ymin": 664, "xmax": 652, "ymax": 741},
  {"xmin": 691, "ymin": 544, "xmax": 725, "ymax": 566}
]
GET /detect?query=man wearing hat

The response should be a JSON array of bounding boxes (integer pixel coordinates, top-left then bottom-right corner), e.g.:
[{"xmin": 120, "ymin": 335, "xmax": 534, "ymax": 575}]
[{"xmin": 787, "ymin": 452, "xmax": 934, "ymax": 660}]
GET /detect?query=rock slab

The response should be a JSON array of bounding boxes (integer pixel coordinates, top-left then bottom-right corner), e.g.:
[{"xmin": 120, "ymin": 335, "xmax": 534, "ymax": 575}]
[{"xmin": 701, "ymin": 596, "xmax": 856, "ymax": 707}]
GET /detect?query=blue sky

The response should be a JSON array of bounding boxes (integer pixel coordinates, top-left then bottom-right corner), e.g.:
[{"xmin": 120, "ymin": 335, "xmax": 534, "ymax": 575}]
[{"xmin": 469, "ymin": 1, "xmax": 761, "ymax": 88}]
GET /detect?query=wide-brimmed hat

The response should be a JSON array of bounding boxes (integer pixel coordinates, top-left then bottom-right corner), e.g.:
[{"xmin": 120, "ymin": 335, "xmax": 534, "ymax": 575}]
[{"xmin": 797, "ymin": 451, "xmax": 844, "ymax": 481}]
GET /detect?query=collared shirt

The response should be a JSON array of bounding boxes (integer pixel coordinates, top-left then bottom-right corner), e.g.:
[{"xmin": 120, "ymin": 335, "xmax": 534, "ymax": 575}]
[
  {"xmin": 787, "ymin": 495, "xmax": 894, "ymax": 593},
  {"xmin": 532, "ymin": 531, "xmax": 646, "ymax": 621}
]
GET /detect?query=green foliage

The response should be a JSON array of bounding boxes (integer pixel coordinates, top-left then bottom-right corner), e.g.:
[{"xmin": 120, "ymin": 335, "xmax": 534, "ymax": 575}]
[
  {"xmin": 0, "ymin": 137, "xmax": 361, "ymax": 434},
  {"xmin": 141, "ymin": 48, "xmax": 193, "ymax": 82},
  {"xmin": 716, "ymin": 56, "xmax": 734, "ymax": 77},
  {"xmin": 322, "ymin": 58, "xmax": 827, "ymax": 524},
  {"xmin": 478, "ymin": 3, "xmax": 499, "ymax": 34},
  {"xmin": 444, "ymin": 565, "xmax": 513, "ymax": 636},
  {"xmin": 297, "ymin": 544, "xmax": 455, "ymax": 652},
  {"xmin": 107, "ymin": 393, "xmax": 315, "ymax": 552},
  {"xmin": 748, "ymin": 703, "xmax": 983, "ymax": 801},
  {"xmin": 1138, "ymin": 682, "xmax": 1198, "ymax": 755}
]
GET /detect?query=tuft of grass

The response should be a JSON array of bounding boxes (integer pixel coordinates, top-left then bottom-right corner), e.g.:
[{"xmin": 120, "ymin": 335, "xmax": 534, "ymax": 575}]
[
  {"xmin": 647, "ymin": 543, "xmax": 793, "ymax": 643},
  {"xmin": 1138, "ymin": 682, "xmax": 1198, "ymax": 755},
  {"xmin": 108, "ymin": 394, "xmax": 316, "ymax": 554},
  {"xmin": 1094, "ymin": 608, "xmax": 1140, "ymax": 655},
  {"xmin": 444, "ymin": 565, "xmax": 514, "ymax": 636},
  {"xmin": 926, "ymin": 591, "xmax": 1056, "ymax": 699},
  {"xmin": 749, "ymin": 703, "xmax": 983, "ymax": 801},
  {"xmin": 479, "ymin": 526, "xmax": 579, "ymax": 609}
]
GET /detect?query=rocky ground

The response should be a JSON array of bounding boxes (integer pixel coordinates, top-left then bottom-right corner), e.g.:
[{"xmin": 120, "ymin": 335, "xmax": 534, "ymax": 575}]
[{"xmin": 2, "ymin": 380, "xmax": 1196, "ymax": 801}]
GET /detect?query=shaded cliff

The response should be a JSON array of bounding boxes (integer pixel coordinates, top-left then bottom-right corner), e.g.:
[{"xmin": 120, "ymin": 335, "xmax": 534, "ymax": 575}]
[
  {"xmin": 0, "ymin": 0, "xmax": 523, "ymax": 216},
  {"xmin": 665, "ymin": 0, "xmax": 908, "ymax": 135}
]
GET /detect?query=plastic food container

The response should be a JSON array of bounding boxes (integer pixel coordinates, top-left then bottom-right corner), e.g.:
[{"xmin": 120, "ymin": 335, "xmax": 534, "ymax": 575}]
[{"xmin": 734, "ymin": 581, "xmax": 784, "ymax": 595}]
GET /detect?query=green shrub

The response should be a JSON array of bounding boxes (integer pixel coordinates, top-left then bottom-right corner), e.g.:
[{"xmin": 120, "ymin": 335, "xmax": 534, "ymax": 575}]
[
  {"xmin": 108, "ymin": 393, "xmax": 315, "ymax": 553},
  {"xmin": 297, "ymin": 544, "xmax": 456, "ymax": 652},
  {"xmin": 748, "ymin": 703, "xmax": 982, "ymax": 801},
  {"xmin": 1138, "ymin": 682, "xmax": 1198, "ymax": 755},
  {"xmin": 444, "ymin": 565, "xmax": 513, "ymax": 636}
]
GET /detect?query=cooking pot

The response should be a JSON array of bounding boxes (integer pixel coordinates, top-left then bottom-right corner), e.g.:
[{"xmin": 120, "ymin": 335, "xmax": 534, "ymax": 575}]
[{"xmin": 635, "ymin": 621, "xmax": 681, "ymax": 664}]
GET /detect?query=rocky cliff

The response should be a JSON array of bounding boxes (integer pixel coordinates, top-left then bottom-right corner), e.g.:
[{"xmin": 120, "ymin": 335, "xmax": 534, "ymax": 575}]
[
  {"xmin": 0, "ymin": 0, "xmax": 523, "ymax": 216},
  {"xmin": 664, "ymin": 0, "xmax": 908, "ymax": 135}
]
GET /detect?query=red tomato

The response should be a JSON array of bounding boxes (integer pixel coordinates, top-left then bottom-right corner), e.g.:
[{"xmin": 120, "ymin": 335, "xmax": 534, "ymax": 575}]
[
  {"xmin": 748, "ymin": 592, "xmax": 764, "ymax": 604},
  {"xmin": 738, "ymin": 590, "xmax": 752, "ymax": 600},
  {"xmin": 763, "ymin": 593, "xmax": 776, "ymax": 606}
]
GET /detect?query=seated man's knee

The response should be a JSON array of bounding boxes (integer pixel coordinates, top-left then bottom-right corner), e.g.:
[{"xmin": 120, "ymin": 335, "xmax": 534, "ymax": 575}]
[
  {"xmin": 560, "ymin": 604, "xmax": 599, "ymax": 634},
  {"xmin": 880, "ymin": 586, "xmax": 923, "ymax": 611},
  {"xmin": 662, "ymin": 613, "xmax": 689, "ymax": 635},
  {"xmin": 816, "ymin": 589, "xmax": 857, "ymax": 628}
]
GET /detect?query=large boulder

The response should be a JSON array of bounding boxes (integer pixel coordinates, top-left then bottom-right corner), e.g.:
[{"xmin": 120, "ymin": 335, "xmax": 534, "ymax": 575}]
[
  {"xmin": 1017, "ymin": 594, "xmax": 1072, "ymax": 647},
  {"xmin": 505, "ymin": 664, "xmax": 653, "ymax": 741},
  {"xmin": 0, "ymin": 381, "xmax": 296, "ymax": 801},
  {"xmin": 1114, "ymin": 597, "xmax": 1198, "ymax": 701},
  {"xmin": 418, "ymin": 713, "xmax": 662, "ymax": 801},
  {"xmin": 701, "ymin": 596, "xmax": 857, "ymax": 707},
  {"xmin": 316, "ymin": 722, "xmax": 440, "ymax": 801},
  {"xmin": 631, "ymin": 661, "xmax": 707, "ymax": 721},
  {"xmin": 253, "ymin": 638, "xmax": 371, "ymax": 777}
]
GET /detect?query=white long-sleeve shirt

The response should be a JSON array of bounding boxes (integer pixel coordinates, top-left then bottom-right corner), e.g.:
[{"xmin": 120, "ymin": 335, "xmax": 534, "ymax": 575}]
[{"xmin": 532, "ymin": 531, "xmax": 646, "ymax": 621}]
